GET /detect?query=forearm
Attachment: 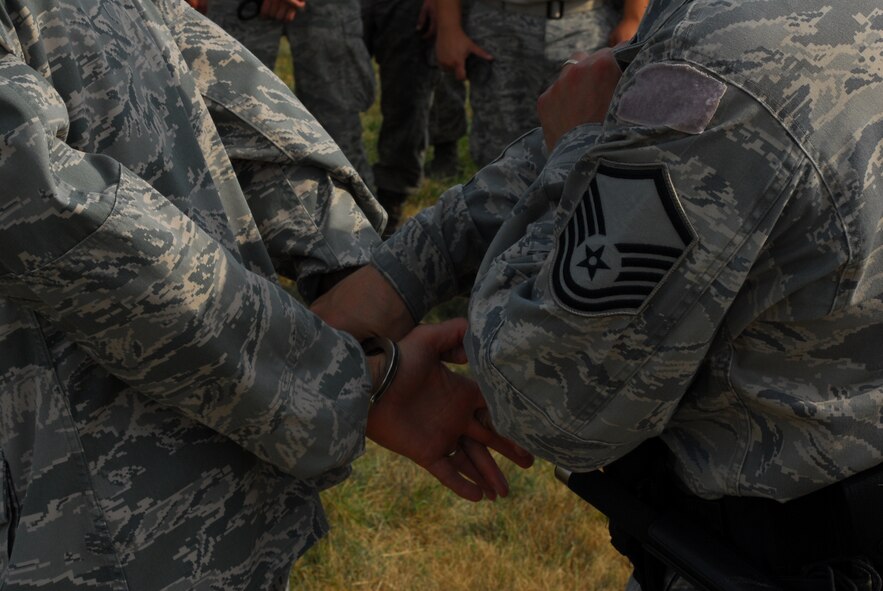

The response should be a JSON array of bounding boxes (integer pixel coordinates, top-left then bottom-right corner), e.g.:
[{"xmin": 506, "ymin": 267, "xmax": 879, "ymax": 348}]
[
  {"xmin": 621, "ymin": 0, "xmax": 648, "ymax": 21},
  {"xmin": 371, "ymin": 128, "xmax": 549, "ymax": 321},
  {"xmin": 435, "ymin": 0, "xmax": 462, "ymax": 33}
]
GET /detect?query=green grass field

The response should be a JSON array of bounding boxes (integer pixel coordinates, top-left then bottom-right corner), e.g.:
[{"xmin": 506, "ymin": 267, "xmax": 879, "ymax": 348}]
[{"xmin": 275, "ymin": 42, "xmax": 630, "ymax": 591}]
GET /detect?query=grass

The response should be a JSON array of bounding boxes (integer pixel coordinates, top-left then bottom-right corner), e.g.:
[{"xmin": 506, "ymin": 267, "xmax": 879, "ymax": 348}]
[{"xmin": 274, "ymin": 40, "xmax": 631, "ymax": 591}]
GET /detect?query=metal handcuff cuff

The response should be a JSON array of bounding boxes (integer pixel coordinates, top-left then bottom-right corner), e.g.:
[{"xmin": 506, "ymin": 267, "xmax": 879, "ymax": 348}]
[{"xmin": 361, "ymin": 337, "xmax": 400, "ymax": 406}]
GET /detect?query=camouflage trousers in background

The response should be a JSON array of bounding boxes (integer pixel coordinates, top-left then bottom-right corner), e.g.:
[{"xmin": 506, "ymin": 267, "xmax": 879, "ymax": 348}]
[
  {"xmin": 464, "ymin": 0, "xmax": 619, "ymax": 166},
  {"xmin": 429, "ymin": 70, "xmax": 467, "ymax": 147},
  {"xmin": 362, "ymin": 0, "xmax": 436, "ymax": 196},
  {"xmin": 206, "ymin": 0, "xmax": 376, "ymax": 187}
]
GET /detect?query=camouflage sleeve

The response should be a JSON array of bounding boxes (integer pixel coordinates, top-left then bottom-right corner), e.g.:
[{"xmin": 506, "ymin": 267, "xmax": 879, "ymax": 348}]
[
  {"xmin": 371, "ymin": 127, "xmax": 570, "ymax": 321},
  {"xmin": 464, "ymin": 62, "xmax": 818, "ymax": 471},
  {"xmin": 155, "ymin": 0, "xmax": 384, "ymax": 300},
  {"xmin": 0, "ymin": 55, "xmax": 372, "ymax": 480}
]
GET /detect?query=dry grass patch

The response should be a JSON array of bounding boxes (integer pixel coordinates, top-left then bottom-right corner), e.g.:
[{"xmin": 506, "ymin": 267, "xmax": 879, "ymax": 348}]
[{"xmin": 290, "ymin": 445, "xmax": 629, "ymax": 590}]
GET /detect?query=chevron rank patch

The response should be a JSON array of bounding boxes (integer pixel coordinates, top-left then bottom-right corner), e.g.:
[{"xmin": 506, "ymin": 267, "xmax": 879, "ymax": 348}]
[{"xmin": 551, "ymin": 162, "xmax": 694, "ymax": 315}]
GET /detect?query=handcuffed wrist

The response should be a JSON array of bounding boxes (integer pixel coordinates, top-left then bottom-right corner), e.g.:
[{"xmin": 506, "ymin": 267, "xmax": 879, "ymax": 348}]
[{"xmin": 362, "ymin": 337, "xmax": 400, "ymax": 406}]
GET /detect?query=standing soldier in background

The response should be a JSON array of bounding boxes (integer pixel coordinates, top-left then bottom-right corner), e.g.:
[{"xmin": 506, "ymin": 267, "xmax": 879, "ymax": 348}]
[
  {"xmin": 202, "ymin": 0, "xmax": 377, "ymax": 187},
  {"xmin": 362, "ymin": 0, "xmax": 438, "ymax": 233},
  {"xmin": 435, "ymin": 0, "xmax": 648, "ymax": 167},
  {"xmin": 427, "ymin": 64, "xmax": 468, "ymax": 179}
]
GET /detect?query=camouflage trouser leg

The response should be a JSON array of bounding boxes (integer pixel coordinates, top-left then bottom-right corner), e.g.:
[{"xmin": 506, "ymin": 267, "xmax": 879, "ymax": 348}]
[
  {"xmin": 206, "ymin": 0, "xmax": 281, "ymax": 69},
  {"xmin": 362, "ymin": 0, "xmax": 435, "ymax": 195},
  {"xmin": 465, "ymin": 0, "xmax": 618, "ymax": 167},
  {"xmin": 429, "ymin": 70, "xmax": 467, "ymax": 146},
  {"xmin": 285, "ymin": 0, "xmax": 376, "ymax": 188}
]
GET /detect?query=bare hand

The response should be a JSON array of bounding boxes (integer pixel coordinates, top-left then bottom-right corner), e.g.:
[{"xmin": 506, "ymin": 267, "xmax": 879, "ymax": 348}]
[
  {"xmin": 416, "ymin": 0, "xmax": 437, "ymax": 39},
  {"xmin": 311, "ymin": 264, "xmax": 415, "ymax": 342},
  {"xmin": 260, "ymin": 0, "xmax": 304, "ymax": 23},
  {"xmin": 366, "ymin": 319, "xmax": 534, "ymax": 501},
  {"xmin": 607, "ymin": 16, "xmax": 641, "ymax": 46},
  {"xmin": 537, "ymin": 49, "xmax": 622, "ymax": 151},
  {"xmin": 436, "ymin": 25, "xmax": 492, "ymax": 81},
  {"xmin": 185, "ymin": 0, "xmax": 207, "ymax": 13}
]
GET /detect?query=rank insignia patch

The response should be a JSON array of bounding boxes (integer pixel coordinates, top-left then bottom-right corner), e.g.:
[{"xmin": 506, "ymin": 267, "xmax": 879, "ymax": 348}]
[{"xmin": 551, "ymin": 162, "xmax": 694, "ymax": 315}]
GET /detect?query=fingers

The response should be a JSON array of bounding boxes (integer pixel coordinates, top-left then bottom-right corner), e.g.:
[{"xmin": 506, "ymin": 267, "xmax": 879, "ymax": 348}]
[
  {"xmin": 429, "ymin": 438, "xmax": 511, "ymax": 501},
  {"xmin": 260, "ymin": 0, "xmax": 300, "ymax": 22},
  {"xmin": 470, "ymin": 42, "xmax": 493, "ymax": 62},
  {"xmin": 427, "ymin": 456, "xmax": 484, "ymax": 502},
  {"xmin": 408, "ymin": 317, "xmax": 468, "ymax": 355},
  {"xmin": 439, "ymin": 344, "xmax": 468, "ymax": 365},
  {"xmin": 461, "ymin": 438, "xmax": 508, "ymax": 498},
  {"xmin": 448, "ymin": 443, "xmax": 498, "ymax": 500},
  {"xmin": 416, "ymin": 1, "xmax": 436, "ymax": 38},
  {"xmin": 467, "ymin": 408, "xmax": 534, "ymax": 469},
  {"xmin": 259, "ymin": 0, "xmax": 272, "ymax": 19}
]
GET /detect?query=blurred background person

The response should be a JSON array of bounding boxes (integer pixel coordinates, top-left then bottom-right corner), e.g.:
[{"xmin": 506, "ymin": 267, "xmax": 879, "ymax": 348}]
[
  {"xmin": 361, "ymin": 0, "xmax": 440, "ymax": 234},
  {"xmin": 435, "ymin": 0, "xmax": 648, "ymax": 167}
]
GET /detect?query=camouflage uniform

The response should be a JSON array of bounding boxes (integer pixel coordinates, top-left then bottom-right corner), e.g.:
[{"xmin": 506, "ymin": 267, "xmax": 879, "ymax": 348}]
[
  {"xmin": 206, "ymin": 0, "xmax": 377, "ymax": 187},
  {"xmin": 429, "ymin": 71, "xmax": 467, "ymax": 150},
  {"xmin": 465, "ymin": 0, "xmax": 620, "ymax": 166},
  {"xmin": 0, "ymin": 0, "xmax": 386, "ymax": 587},
  {"xmin": 427, "ymin": 70, "xmax": 467, "ymax": 178},
  {"xmin": 362, "ymin": 0, "xmax": 436, "ymax": 199},
  {"xmin": 374, "ymin": 0, "xmax": 883, "ymax": 583}
]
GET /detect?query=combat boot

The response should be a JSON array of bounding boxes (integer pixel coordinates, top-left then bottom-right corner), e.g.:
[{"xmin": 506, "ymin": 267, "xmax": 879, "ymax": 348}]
[{"xmin": 377, "ymin": 188, "xmax": 408, "ymax": 239}]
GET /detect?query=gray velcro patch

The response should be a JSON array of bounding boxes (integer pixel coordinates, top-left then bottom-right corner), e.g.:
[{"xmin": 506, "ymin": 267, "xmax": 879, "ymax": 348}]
[{"xmin": 616, "ymin": 63, "xmax": 727, "ymax": 134}]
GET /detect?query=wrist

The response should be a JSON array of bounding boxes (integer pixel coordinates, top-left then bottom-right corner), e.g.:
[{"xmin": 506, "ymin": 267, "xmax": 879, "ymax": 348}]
[{"xmin": 362, "ymin": 337, "xmax": 401, "ymax": 406}]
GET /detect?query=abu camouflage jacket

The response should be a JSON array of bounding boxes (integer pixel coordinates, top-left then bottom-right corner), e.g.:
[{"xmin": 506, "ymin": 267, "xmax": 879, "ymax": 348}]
[
  {"xmin": 0, "ymin": 0, "xmax": 385, "ymax": 587},
  {"xmin": 374, "ymin": 0, "xmax": 883, "ymax": 502}
]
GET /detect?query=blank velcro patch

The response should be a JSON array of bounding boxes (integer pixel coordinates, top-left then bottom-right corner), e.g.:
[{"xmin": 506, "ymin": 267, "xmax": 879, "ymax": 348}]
[
  {"xmin": 551, "ymin": 162, "xmax": 694, "ymax": 315},
  {"xmin": 616, "ymin": 63, "xmax": 726, "ymax": 134}
]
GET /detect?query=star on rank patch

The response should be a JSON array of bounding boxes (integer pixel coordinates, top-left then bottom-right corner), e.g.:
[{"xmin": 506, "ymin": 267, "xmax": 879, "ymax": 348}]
[{"xmin": 551, "ymin": 162, "xmax": 694, "ymax": 315}]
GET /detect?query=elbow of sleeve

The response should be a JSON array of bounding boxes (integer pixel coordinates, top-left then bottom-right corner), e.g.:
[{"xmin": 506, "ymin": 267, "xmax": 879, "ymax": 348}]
[{"xmin": 0, "ymin": 112, "xmax": 117, "ymax": 277}]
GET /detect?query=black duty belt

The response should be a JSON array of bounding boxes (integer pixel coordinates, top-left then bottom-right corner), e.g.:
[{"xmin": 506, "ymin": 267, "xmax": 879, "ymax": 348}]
[{"xmin": 476, "ymin": 0, "xmax": 601, "ymax": 20}]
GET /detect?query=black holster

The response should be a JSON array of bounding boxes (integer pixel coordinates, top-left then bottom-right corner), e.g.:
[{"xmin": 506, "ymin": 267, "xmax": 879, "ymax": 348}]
[{"xmin": 562, "ymin": 440, "xmax": 883, "ymax": 591}]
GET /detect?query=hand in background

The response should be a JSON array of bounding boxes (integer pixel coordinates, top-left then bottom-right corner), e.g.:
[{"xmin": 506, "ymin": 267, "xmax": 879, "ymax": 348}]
[
  {"xmin": 311, "ymin": 264, "xmax": 415, "ymax": 343},
  {"xmin": 416, "ymin": 0, "xmax": 437, "ymax": 39},
  {"xmin": 609, "ymin": 0, "xmax": 649, "ymax": 46},
  {"xmin": 367, "ymin": 319, "xmax": 534, "ymax": 501},
  {"xmin": 537, "ymin": 49, "xmax": 621, "ymax": 150},
  {"xmin": 436, "ymin": 24, "xmax": 492, "ymax": 81},
  {"xmin": 185, "ymin": 0, "xmax": 207, "ymax": 13},
  {"xmin": 607, "ymin": 16, "xmax": 641, "ymax": 46},
  {"xmin": 260, "ymin": 0, "xmax": 305, "ymax": 23}
]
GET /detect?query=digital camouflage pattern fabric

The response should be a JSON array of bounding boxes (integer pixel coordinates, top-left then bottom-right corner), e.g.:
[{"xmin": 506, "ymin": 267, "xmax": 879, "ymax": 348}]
[
  {"xmin": 465, "ymin": 0, "xmax": 620, "ymax": 165},
  {"xmin": 0, "ymin": 0, "xmax": 385, "ymax": 587},
  {"xmin": 206, "ymin": 0, "xmax": 376, "ymax": 186},
  {"xmin": 374, "ymin": 0, "xmax": 883, "ymax": 503}
]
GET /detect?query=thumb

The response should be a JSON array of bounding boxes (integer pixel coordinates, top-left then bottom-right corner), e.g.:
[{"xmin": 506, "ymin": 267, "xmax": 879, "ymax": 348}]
[{"xmin": 424, "ymin": 317, "xmax": 469, "ymax": 354}]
